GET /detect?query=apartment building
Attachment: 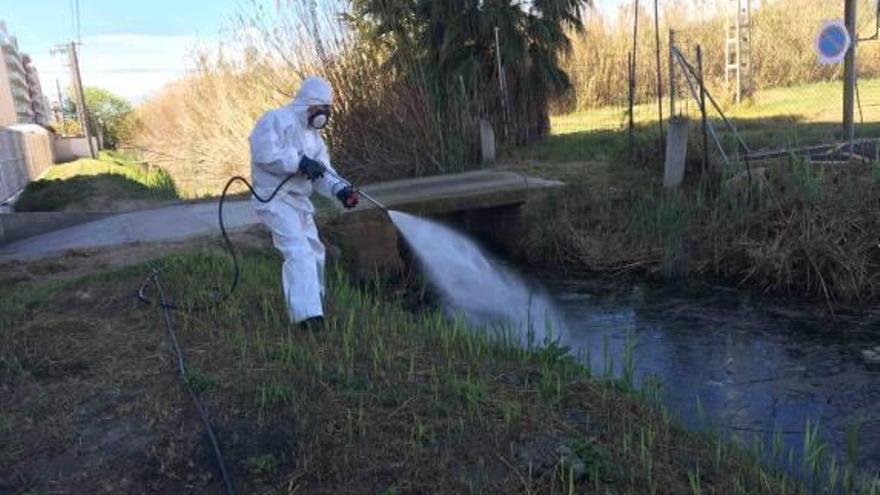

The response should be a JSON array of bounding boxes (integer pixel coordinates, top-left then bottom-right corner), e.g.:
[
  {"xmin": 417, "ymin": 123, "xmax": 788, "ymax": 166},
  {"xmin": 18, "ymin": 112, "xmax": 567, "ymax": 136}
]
[{"xmin": 0, "ymin": 21, "xmax": 48, "ymax": 127}]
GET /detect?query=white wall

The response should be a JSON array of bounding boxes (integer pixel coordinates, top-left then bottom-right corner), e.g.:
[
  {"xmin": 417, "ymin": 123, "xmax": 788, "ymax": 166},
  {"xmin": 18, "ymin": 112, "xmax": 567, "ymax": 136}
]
[
  {"xmin": 0, "ymin": 124, "xmax": 52, "ymax": 203},
  {"xmin": 53, "ymin": 136, "xmax": 99, "ymax": 163}
]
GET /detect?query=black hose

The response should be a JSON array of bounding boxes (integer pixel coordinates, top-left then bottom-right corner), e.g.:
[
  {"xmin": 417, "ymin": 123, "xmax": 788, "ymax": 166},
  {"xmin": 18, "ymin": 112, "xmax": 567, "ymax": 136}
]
[
  {"xmin": 137, "ymin": 173, "xmax": 298, "ymax": 311},
  {"xmin": 151, "ymin": 271, "xmax": 236, "ymax": 495},
  {"xmin": 137, "ymin": 174, "xmax": 301, "ymax": 495}
]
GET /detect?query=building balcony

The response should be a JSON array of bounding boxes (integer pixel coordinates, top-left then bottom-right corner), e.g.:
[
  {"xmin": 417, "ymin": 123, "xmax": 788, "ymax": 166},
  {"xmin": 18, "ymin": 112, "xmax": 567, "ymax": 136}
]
[
  {"xmin": 6, "ymin": 69, "xmax": 27, "ymax": 88},
  {"xmin": 11, "ymin": 89, "xmax": 32, "ymax": 105},
  {"xmin": 3, "ymin": 52, "xmax": 24, "ymax": 72}
]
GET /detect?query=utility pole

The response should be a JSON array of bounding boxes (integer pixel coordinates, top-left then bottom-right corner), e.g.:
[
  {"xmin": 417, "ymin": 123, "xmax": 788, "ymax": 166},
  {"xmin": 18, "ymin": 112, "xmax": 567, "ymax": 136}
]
[
  {"xmin": 55, "ymin": 78, "xmax": 64, "ymax": 123},
  {"xmin": 66, "ymin": 41, "xmax": 95, "ymax": 158},
  {"xmin": 843, "ymin": 0, "xmax": 857, "ymax": 151}
]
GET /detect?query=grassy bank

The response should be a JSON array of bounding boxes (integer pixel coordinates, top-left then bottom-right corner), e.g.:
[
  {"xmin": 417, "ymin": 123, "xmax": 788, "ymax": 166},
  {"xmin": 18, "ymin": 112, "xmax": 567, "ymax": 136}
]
[
  {"xmin": 15, "ymin": 150, "xmax": 178, "ymax": 212},
  {"xmin": 508, "ymin": 81, "xmax": 880, "ymax": 307},
  {"xmin": 3, "ymin": 247, "xmax": 872, "ymax": 493}
]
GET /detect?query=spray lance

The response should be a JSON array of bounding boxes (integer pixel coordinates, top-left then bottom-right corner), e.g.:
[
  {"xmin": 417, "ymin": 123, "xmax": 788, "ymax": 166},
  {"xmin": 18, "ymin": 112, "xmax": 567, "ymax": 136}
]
[{"xmin": 320, "ymin": 164, "xmax": 389, "ymax": 212}]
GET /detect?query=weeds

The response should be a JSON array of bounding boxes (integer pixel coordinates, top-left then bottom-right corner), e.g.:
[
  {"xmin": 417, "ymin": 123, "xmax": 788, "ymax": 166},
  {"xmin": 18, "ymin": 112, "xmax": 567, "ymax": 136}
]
[
  {"xmin": 257, "ymin": 379, "xmax": 296, "ymax": 409},
  {"xmin": 518, "ymin": 150, "xmax": 879, "ymax": 305},
  {"xmin": 3, "ymin": 247, "xmax": 879, "ymax": 493},
  {"xmin": 182, "ymin": 368, "xmax": 219, "ymax": 394},
  {"xmin": 243, "ymin": 454, "xmax": 278, "ymax": 477}
]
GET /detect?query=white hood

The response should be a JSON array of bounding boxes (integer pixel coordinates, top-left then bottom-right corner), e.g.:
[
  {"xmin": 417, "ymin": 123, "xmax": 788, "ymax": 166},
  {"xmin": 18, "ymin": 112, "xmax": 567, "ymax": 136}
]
[{"xmin": 293, "ymin": 76, "xmax": 332, "ymax": 108}]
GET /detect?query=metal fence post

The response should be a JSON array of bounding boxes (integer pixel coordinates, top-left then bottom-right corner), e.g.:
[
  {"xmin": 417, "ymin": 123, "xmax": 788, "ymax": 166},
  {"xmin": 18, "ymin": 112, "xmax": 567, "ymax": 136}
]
[
  {"xmin": 844, "ymin": 0, "xmax": 857, "ymax": 155},
  {"xmin": 697, "ymin": 45, "xmax": 709, "ymax": 176}
]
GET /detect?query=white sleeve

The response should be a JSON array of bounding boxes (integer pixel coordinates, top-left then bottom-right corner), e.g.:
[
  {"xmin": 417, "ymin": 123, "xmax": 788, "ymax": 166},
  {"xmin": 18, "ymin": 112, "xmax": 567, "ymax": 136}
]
[
  {"xmin": 249, "ymin": 113, "xmax": 301, "ymax": 175},
  {"xmin": 313, "ymin": 139, "xmax": 350, "ymax": 199}
]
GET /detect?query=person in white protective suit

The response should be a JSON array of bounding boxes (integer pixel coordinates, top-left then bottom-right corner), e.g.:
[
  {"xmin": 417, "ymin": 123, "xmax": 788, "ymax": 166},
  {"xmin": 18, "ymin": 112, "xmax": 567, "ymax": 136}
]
[{"xmin": 249, "ymin": 76, "xmax": 359, "ymax": 329}]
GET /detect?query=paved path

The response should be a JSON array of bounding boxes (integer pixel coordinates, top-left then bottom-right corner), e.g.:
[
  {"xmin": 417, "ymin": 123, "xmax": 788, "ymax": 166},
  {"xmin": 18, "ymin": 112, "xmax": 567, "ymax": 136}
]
[
  {"xmin": 0, "ymin": 170, "xmax": 563, "ymax": 261},
  {"xmin": 0, "ymin": 201, "xmax": 258, "ymax": 261}
]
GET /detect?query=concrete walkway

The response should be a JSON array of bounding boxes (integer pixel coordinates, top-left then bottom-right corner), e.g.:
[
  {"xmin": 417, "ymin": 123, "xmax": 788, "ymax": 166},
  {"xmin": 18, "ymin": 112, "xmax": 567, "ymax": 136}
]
[
  {"xmin": 0, "ymin": 170, "xmax": 563, "ymax": 262},
  {"xmin": 0, "ymin": 201, "xmax": 258, "ymax": 261}
]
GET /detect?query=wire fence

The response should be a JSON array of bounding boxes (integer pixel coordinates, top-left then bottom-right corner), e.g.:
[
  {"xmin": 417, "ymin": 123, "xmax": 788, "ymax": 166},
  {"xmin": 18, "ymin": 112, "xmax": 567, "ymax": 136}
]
[
  {"xmin": 671, "ymin": 3, "xmax": 845, "ymax": 156},
  {"xmin": 558, "ymin": 0, "xmax": 880, "ymax": 166}
]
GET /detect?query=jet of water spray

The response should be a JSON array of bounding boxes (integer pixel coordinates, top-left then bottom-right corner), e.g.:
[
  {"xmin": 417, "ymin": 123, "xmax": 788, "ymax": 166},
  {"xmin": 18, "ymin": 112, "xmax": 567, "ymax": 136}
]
[{"xmin": 388, "ymin": 210, "xmax": 567, "ymax": 344}]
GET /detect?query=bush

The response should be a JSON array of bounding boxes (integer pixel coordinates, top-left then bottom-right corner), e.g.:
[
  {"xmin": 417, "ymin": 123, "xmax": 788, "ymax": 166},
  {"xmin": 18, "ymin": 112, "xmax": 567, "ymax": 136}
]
[{"xmin": 84, "ymin": 87, "xmax": 134, "ymax": 148}]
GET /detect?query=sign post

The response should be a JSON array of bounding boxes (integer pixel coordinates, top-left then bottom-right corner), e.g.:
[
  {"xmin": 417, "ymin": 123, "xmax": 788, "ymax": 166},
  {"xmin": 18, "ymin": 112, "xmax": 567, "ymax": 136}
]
[
  {"xmin": 844, "ymin": 0, "xmax": 857, "ymax": 152},
  {"xmin": 815, "ymin": 16, "xmax": 856, "ymax": 150}
]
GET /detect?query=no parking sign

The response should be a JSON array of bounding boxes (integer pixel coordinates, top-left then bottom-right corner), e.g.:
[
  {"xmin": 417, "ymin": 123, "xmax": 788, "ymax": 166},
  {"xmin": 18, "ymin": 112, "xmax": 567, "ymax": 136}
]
[{"xmin": 815, "ymin": 20, "xmax": 851, "ymax": 65}]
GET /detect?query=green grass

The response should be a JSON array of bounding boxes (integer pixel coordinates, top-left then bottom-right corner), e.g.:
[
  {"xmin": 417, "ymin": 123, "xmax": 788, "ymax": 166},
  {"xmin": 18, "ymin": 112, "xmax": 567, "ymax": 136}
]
[
  {"xmin": 3, "ymin": 247, "xmax": 878, "ymax": 493},
  {"xmin": 523, "ymin": 78, "xmax": 880, "ymax": 164},
  {"xmin": 507, "ymin": 78, "xmax": 880, "ymax": 305},
  {"xmin": 15, "ymin": 150, "xmax": 179, "ymax": 212}
]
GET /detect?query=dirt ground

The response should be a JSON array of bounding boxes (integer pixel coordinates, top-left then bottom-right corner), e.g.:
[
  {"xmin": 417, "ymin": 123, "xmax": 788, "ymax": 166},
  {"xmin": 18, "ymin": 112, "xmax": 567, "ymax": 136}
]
[{"xmin": 0, "ymin": 230, "xmax": 281, "ymax": 494}]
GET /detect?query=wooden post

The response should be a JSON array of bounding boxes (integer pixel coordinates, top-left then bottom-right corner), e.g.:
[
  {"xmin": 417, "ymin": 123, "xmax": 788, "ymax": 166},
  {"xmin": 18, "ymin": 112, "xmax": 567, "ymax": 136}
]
[
  {"xmin": 669, "ymin": 29, "xmax": 676, "ymax": 119},
  {"xmin": 653, "ymin": 0, "xmax": 664, "ymax": 143},
  {"xmin": 630, "ymin": 0, "xmax": 639, "ymax": 126},
  {"xmin": 628, "ymin": 52, "xmax": 635, "ymax": 151},
  {"xmin": 494, "ymin": 26, "xmax": 510, "ymax": 142}
]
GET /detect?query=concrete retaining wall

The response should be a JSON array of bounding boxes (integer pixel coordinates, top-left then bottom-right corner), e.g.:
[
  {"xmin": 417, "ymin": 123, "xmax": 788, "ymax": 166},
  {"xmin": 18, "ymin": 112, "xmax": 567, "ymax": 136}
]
[{"xmin": 0, "ymin": 124, "xmax": 52, "ymax": 203}]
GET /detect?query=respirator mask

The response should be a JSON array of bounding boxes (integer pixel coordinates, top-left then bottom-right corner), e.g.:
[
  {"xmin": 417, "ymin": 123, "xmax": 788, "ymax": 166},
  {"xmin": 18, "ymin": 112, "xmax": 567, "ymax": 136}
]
[{"xmin": 308, "ymin": 106, "xmax": 332, "ymax": 130}]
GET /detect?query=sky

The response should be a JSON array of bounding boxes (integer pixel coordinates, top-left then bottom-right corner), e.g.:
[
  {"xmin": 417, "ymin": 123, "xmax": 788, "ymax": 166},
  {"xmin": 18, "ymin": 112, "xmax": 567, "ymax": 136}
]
[{"xmin": 2, "ymin": 0, "xmax": 241, "ymax": 103}]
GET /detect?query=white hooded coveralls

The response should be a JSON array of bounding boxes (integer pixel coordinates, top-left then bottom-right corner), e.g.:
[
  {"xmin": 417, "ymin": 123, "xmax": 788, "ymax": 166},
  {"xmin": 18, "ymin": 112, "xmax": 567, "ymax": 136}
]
[{"xmin": 249, "ymin": 77, "xmax": 349, "ymax": 323}]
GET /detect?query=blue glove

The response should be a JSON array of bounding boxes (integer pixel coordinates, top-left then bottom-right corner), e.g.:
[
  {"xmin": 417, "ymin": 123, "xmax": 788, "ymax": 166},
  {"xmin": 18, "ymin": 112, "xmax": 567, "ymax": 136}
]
[{"xmin": 298, "ymin": 155, "xmax": 325, "ymax": 180}]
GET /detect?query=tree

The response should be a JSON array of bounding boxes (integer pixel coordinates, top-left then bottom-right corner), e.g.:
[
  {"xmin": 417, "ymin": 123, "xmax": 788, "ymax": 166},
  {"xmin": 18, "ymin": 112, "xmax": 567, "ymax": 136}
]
[
  {"xmin": 347, "ymin": 0, "xmax": 590, "ymax": 146},
  {"xmin": 83, "ymin": 87, "xmax": 133, "ymax": 148}
]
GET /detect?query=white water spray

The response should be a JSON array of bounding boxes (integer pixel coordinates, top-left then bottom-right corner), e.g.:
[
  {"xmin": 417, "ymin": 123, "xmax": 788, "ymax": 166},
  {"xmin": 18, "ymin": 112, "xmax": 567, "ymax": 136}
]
[{"xmin": 389, "ymin": 211, "xmax": 567, "ymax": 343}]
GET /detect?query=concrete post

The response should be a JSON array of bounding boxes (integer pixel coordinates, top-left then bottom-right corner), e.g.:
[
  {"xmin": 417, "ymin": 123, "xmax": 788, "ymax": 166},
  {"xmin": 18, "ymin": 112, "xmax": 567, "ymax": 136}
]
[
  {"xmin": 664, "ymin": 117, "xmax": 689, "ymax": 190},
  {"xmin": 480, "ymin": 119, "xmax": 496, "ymax": 166}
]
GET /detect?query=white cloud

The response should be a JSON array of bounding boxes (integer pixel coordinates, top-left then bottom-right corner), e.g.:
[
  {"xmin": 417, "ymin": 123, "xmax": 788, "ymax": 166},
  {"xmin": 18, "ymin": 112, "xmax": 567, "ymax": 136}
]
[{"xmin": 31, "ymin": 33, "xmax": 216, "ymax": 104}]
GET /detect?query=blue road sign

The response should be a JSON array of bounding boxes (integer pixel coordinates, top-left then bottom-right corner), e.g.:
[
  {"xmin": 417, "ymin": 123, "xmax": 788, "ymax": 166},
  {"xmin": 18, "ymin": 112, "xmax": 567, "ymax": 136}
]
[{"xmin": 815, "ymin": 20, "xmax": 851, "ymax": 65}]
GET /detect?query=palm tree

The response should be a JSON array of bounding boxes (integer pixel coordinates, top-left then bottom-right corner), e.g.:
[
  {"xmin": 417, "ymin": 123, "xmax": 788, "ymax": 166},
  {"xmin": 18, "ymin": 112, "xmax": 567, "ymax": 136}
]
[{"xmin": 349, "ymin": 0, "xmax": 590, "ymax": 150}]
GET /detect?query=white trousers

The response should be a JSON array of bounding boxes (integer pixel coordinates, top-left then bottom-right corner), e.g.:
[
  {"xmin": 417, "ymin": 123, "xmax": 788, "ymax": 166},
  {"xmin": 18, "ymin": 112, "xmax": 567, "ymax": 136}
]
[{"xmin": 257, "ymin": 199, "xmax": 325, "ymax": 323}]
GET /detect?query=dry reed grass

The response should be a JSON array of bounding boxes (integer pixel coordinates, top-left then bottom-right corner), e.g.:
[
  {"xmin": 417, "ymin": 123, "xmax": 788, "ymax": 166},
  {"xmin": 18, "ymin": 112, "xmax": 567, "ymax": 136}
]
[{"xmin": 132, "ymin": 2, "xmax": 452, "ymax": 197}]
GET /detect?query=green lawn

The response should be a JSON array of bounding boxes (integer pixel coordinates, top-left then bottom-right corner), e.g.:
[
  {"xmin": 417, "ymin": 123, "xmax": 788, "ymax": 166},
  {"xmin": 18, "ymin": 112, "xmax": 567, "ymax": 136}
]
[
  {"xmin": 522, "ymin": 78, "xmax": 880, "ymax": 163},
  {"xmin": 15, "ymin": 150, "xmax": 179, "ymax": 212}
]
